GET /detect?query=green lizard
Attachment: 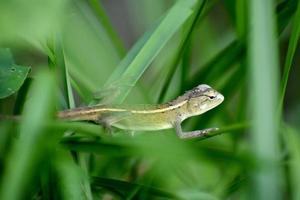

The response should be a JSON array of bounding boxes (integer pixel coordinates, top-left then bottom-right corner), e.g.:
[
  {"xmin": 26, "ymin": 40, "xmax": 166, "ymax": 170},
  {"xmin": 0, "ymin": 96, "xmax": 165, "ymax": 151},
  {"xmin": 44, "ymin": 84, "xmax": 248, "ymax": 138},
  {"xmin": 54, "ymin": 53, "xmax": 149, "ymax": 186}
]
[{"xmin": 58, "ymin": 84, "xmax": 224, "ymax": 139}]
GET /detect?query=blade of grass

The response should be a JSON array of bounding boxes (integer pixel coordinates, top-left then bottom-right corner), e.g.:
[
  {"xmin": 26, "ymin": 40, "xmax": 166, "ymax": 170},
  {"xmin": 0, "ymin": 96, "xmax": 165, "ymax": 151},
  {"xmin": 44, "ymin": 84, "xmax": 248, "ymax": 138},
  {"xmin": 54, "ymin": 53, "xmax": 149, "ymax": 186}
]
[
  {"xmin": 185, "ymin": 0, "xmax": 298, "ymax": 92},
  {"xmin": 184, "ymin": 40, "xmax": 244, "ymax": 91},
  {"xmin": 191, "ymin": 62, "xmax": 245, "ymax": 130},
  {"xmin": 192, "ymin": 122, "xmax": 249, "ymax": 141},
  {"xmin": 92, "ymin": 16, "xmax": 164, "ymax": 104},
  {"xmin": 91, "ymin": 176, "xmax": 181, "ymax": 199},
  {"xmin": 235, "ymin": 0, "xmax": 247, "ymax": 38},
  {"xmin": 48, "ymin": 35, "xmax": 73, "ymax": 108},
  {"xmin": 50, "ymin": 36, "xmax": 94, "ymax": 200},
  {"xmin": 49, "ymin": 121, "xmax": 103, "ymax": 137},
  {"xmin": 186, "ymin": 0, "xmax": 298, "ymax": 134},
  {"xmin": 54, "ymin": 150, "xmax": 85, "ymax": 200},
  {"xmin": 88, "ymin": 0, "xmax": 126, "ymax": 57},
  {"xmin": 277, "ymin": 0, "xmax": 298, "ymax": 32},
  {"xmin": 248, "ymin": 0, "xmax": 283, "ymax": 199},
  {"xmin": 62, "ymin": 0, "xmax": 121, "ymax": 102},
  {"xmin": 278, "ymin": 0, "xmax": 300, "ymax": 115},
  {"xmin": 157, "ymin": 0, "xmax": 207, "ymax": 103},
  {"xmin": 102, "ymin": 0, "xmax": 204, "ymax": 104},
  {"xmin": 0, "ymin": 70, "xmax": 57, "ymax": 200},
  {"xmin": 283, "ymin": 124, "xmax": 300, "ymax": 200}
]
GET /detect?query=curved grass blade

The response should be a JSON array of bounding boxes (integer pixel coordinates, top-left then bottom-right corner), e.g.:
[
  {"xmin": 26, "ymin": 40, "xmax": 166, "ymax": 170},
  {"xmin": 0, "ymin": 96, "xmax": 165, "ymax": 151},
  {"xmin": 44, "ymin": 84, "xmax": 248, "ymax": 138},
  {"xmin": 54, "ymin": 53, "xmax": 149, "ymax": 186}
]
[
  {"xmin": 62, "ymin": 0, "xmax": 122, "ymax": 102},
  {"xmin": 87, "ymin": 0, "xmax": 126, "ymax": 57},
  {"xmin": 185, "ymin": 0, "xmax": 297, "ymax": 92},
  {"xmin": 278, "ymin": 0, "xmax": 300, "ymax": 115},
  {"xmin": 157, "ymin": 0, "xmax": 207, "ymax": 103},
  {"xmin": 102, "ymin": 0, "xmax": 204, "ymax": 104}
]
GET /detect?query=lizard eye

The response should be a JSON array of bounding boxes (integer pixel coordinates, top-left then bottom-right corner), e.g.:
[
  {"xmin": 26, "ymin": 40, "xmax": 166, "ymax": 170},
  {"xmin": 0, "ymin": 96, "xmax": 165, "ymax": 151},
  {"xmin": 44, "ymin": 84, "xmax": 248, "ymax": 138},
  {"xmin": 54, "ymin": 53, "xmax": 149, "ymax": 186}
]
[{"xmin": 208, "ymin": 95, "xmax": 215, "ymax": 99}]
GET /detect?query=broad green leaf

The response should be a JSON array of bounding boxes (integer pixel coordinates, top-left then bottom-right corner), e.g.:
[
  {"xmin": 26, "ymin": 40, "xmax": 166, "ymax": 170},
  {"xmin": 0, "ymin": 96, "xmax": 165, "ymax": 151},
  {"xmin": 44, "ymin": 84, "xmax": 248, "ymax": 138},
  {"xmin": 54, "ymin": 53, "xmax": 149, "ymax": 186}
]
[{"xmin": 0, "ymin": 49, "xmax": 30, "ymax": 99}]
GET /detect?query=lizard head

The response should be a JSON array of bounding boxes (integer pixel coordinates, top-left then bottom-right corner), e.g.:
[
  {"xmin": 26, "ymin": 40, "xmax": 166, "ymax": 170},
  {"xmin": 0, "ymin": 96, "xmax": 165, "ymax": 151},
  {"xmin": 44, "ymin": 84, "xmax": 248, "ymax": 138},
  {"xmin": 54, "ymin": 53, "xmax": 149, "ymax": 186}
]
[{"xmin": 185, "ymin": 84, "xmax": 224, "ymax": 116}]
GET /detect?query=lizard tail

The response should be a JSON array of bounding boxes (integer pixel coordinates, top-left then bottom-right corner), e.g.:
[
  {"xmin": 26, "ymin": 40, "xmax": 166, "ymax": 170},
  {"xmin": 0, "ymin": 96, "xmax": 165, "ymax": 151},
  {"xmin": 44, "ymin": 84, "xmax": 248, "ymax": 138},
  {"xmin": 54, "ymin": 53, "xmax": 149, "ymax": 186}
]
[{"xmin": 57, "ymin": 107, "xmax": 100, "ymax": 121}]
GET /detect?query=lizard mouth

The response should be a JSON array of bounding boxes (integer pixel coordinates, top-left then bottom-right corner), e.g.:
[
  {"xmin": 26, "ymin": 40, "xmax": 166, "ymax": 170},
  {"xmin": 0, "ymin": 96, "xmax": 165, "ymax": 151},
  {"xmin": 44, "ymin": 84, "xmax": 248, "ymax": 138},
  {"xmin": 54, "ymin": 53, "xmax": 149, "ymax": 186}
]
[{"xmin": 217, "ymin": 93, "xmax": 224, "ymax": 102}]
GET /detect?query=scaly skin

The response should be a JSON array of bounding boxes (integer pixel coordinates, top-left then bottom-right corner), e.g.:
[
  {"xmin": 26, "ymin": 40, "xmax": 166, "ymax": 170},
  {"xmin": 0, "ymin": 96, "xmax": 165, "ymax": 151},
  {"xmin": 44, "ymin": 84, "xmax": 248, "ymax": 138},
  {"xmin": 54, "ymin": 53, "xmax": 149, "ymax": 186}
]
[{"xmin": 58, "ymin": 84, "xmax": 224, "ymax": 139}]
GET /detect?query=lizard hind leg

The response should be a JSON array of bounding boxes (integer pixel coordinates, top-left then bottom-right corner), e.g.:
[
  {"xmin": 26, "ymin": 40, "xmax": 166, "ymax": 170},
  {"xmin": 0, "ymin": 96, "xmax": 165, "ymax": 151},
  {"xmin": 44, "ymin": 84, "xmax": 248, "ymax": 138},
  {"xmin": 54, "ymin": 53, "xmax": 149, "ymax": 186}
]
[
  {"xmin": 96, "ymin": 111, "xmax": 132, "ymax": 136},
  {"xmin": 96, "ymin": 117, "xmax": 114, "ymax": 135}
]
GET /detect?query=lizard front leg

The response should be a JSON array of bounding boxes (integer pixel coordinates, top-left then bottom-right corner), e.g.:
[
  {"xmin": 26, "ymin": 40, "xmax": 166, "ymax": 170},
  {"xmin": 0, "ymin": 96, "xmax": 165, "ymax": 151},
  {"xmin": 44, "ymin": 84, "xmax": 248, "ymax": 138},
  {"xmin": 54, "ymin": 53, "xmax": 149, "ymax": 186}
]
[{"xmin": 173, "ymin": 120, "xmax": 218, "ymax": 139}]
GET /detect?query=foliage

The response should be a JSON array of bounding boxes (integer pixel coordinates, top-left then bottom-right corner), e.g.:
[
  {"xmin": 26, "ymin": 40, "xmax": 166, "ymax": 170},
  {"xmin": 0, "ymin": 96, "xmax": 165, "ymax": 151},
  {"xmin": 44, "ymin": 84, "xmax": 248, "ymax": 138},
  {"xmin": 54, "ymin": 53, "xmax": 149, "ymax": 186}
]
[{"xmin": 0, "ymin": 0, "xmax": 300, "ymax": 199}]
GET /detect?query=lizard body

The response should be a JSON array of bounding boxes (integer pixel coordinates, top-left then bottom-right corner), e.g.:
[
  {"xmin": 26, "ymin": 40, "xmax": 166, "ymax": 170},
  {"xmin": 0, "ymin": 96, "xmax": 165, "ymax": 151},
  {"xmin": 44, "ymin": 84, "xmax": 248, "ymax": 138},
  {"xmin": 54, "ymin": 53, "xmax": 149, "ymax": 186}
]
[{"xmin": 58, "ymin": 84, "xmax": 224, "ymax": 139}]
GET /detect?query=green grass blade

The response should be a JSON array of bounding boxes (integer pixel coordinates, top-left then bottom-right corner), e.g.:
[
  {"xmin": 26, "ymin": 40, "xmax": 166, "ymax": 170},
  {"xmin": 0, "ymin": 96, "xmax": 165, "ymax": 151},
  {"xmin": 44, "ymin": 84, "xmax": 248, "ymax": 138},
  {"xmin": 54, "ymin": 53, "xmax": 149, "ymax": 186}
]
[
  {"xmin": 103, "ymin": 0, "xmax": 203, "ymax": 104},
  {"xmin": 185, "ymin": 40, "xmax": 244, "ymax": 90},
  {"xmin": 62, "ymin": 0, "xmax": 121, "ymax": 102},
  {"xmin": 49, "ymin": 35, "xmax": 94, "ymax": 200},
  {"xmin": 157, "ymin": 0, "xmax": 207, "ymax": 103},
  {"xmin": 248, "ymin": 0, "xmax": 283, "ymax": 199},
  {"xmin": 0, "ymin": 70, "xmax": 57, "ymax": 200},
  {"xmin": 235, "ymin": 0, "xmax": 247, "ymax": 38},
  {"xmin": 92, "ymin": 16, "xmax": 163, "ymax": 103},
  {"xmin": 48, "ymin": 35, "xmax": 74, "ymax": 108},
  {"xmin": 283, "ymin": 124, "xmax": 300, "ymax": 200},
  {"xmin": 49, "ymin": 36, "xmax": 94, "ymax": 200},
  {"xmin": 91, "ymin": 176, "xmax": 181, "ymax": 199},
  {"xmin": 277, "ymin": 0, "xmax": 298, "ymax": 32},
  {"xmin": 186, "ymin": 0, "xmax": 297, "ymax": 92},
  {"xmin": 54, "ymin": 150, "xmax": 85, "ymax": 200},
  {"xmin": 88, "ymin": 0, "xmax": 126, "ymax": 57},
  {"xmin": 278, "ymin": 0, "xmax": 300, "ymax": 114}
]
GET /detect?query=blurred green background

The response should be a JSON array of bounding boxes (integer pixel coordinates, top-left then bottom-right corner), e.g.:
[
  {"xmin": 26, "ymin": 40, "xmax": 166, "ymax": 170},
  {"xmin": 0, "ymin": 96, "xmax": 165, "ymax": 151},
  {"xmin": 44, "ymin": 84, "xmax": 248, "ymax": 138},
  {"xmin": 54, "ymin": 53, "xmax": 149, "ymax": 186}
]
[{"xmin": 0, "ymin": 0, "xmax": 300, "ymax": 199}]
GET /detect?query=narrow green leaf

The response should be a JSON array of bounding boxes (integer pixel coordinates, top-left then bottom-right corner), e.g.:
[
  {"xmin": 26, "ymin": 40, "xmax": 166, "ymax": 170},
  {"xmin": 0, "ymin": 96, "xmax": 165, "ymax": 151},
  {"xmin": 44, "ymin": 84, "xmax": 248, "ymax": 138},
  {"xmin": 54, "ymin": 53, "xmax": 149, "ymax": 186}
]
[
  {"xmin": 54, "ymin": 150, "xmax": 85, "ymax": 200},
  {"xmin": 48, "ymin": 35, "xmax": 74, "ymax": 108},
  {"xmin": 248, "ymin": 0, "xmax": 283, "ymax": 199},
  {"xmin": 0, "ymin": 48, "xmax": 30, "ymax": 99},
  {"xmin": 91, "ymin": 176, "xmax": 181, "ymax": 199},
  {"xmin": 283, "ymin": 125, "xmax": 300, "ymax": 200},
  {"xmin": 185, "ymin": 40, "xmax": 244, "ymax": 90},
  {"xmin": 157, "ymin": 0, "xmax": 207, "ymax": 103},
  {"xmin": 235, "ymin": 0, "xmax": 247, "ymax": 38},
  {"xmin": 0, "ymin": 70, "xmax": 57, "ymax": 200},
  {"xmin": 103, "ymin": 0, "xmax": 202, "ymax": 104},
  {"xmin": 185, "ymin": 0, "xmax": 298, "ymax": 92},
  {"xmin": 88, "ymin": 0, "xmax": 126, "ymax": 57},
  {"xmin": 62, "ymin": 0, "xmax": 121, "ymax": 102},
  {"xmin": 93, "ymin": 16, "xmax": 163, "ymax": 103},
  {"xmin": 278, "ymin": 0, "xmax": 300, "ymax": 114}
]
